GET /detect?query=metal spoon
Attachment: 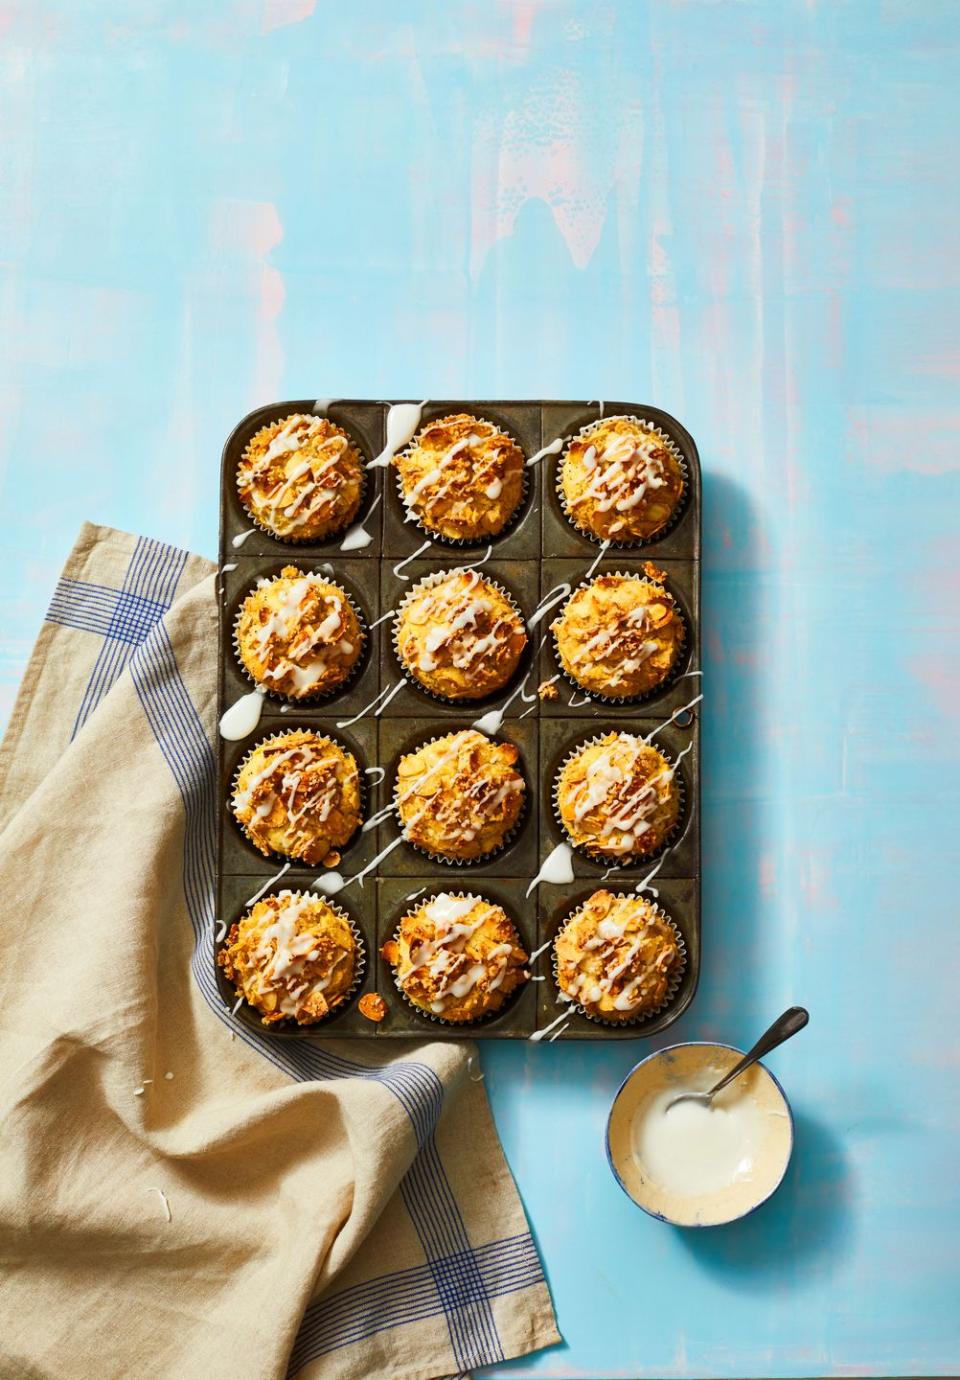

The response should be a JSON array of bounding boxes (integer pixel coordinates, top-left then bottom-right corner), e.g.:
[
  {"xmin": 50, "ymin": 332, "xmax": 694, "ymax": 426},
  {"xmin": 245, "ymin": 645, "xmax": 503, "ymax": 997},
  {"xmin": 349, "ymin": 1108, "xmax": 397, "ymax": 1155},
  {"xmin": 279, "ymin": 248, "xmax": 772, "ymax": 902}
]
[{"xmin": 667, "ymin": 1006, "xmax": 809, "ymax": 1111}]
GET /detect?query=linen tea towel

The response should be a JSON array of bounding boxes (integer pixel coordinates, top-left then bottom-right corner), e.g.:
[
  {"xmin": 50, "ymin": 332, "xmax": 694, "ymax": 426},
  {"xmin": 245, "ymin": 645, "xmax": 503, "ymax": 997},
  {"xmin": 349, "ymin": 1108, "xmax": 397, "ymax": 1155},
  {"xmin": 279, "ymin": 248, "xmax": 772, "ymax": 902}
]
[{"xmin": 0, "ymin": 523, "xmax": 560, "ymax": 1380}]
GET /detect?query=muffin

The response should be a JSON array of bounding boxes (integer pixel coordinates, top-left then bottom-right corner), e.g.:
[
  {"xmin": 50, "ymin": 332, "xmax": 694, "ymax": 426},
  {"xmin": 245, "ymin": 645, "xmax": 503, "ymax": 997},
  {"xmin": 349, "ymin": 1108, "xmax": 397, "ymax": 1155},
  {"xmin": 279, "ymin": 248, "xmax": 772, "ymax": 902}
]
[
  {"xmin": 231, "ymin": 730, "xmax": 362, "ymax": 866},
  {"xmin": 234, "ymin": 567, "xmax": 365, "ymax": 699},
  {"xmin": 395, "ymin": 567, "xmax": 527, "ymax": 701},
  {"xmin": 381, "ymin": 892, "xmax": 529, "ymax": 1023},
  {"xmin": 555, "ymin": 732, "xmax": 680, "ymax": 862},
  {"xmin": 395, "ymin": 729, "xmax": 525, "ymax": 861},
  {"xmin": 394, "ymin": 413, "xmax": 525, "ymax": 542},
  {"xmin": 551, "ymin": 568, "xmax": 684, "ymax": 700},
  {"xmin": 217, "ymin": 889, "xmax": 360, "ymax": 1026},
  {"xmin": 558, "ymin": 415, "xmax": 685, "ymax": 544},
  {"xmin": 554, "ymin": 889, "xmax": 683, "ymax": 1022},
  {"xmin": 236, "ymin": 414, "xmax": 364, "ymax": 541}
]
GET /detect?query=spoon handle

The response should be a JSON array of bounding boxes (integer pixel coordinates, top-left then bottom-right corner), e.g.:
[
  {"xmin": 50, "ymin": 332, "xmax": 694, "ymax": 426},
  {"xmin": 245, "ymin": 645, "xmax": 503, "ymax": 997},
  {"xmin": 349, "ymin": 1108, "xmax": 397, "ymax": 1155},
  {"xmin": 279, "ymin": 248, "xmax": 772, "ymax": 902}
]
[{"xmin": 709, "ymin": 1006, "xmax": 809, "ymax": 1100}]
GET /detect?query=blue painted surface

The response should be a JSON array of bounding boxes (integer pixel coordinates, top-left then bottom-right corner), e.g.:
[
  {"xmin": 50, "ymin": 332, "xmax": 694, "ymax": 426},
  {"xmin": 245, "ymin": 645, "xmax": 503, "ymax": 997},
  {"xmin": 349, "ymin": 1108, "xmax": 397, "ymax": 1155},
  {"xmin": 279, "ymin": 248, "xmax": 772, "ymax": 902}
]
[{"xmin": 1, "ymin": 2, "xmax": 958, "ymax": 1376}]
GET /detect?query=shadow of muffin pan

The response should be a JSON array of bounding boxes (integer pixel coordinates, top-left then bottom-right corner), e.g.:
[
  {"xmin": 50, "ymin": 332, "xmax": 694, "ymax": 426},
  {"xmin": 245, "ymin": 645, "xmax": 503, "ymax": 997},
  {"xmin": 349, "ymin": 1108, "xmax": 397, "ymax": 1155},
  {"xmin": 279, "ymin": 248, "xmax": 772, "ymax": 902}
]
[{"xmin": 216, "ymin": 399, "xmax": 701, "ymax": 1039}]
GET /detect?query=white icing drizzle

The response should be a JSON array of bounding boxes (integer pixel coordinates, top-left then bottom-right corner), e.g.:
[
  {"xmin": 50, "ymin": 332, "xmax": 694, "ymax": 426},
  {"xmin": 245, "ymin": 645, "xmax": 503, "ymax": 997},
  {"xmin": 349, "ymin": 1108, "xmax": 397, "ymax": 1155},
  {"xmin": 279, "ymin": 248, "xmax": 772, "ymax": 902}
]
[
  {"xmin": 680, "ymin": 668, "xmax": 703, "ymax": 680},
  {"xmin": 527, "ymin": 582, "xmax": 573, "ymax": 632},
  {"xmin": 369, "ymin": 401, "xmax": 427, "ymax": 468},
  {"xmin": 365, "ymin": 765, "xmax": 386, "ymax": 785},
  {"xmin": 164, "ymin": 1071, "xmax": 174, "ymax": 1081},
  {"xmin": 405, "ymin": 886, "xmax": 426, "ymax": 901},
  {"xmin": 335, "ymin": 679, "xmax": 404, "ymax": 729},
  {"xmin": 525, "ymin": 436, "xmax": 563, "ymax": 468},
  {"xmin": 392, "ymin": 541, "xmax": 432, "ymax": 580},
  {"xmin": 472, "ymin": 674, "xmax": 531, "ymax": 736},
  {"xmin": 530, "ymin": 1008, "xmax": 572, "ymax": 1042},
  {"xmin": 219, "ymin": 686, "xmax": 267, "ymax": 741},
  {"xmin": 313, "ymin": 398, "xmax": 338, "ymax": 414},
  {"xmin": 147, "ymin": 1187, "xmax": 172, "ymax": 1223},
  {"xmin": 245, "ymin": 863, "xmax": 291, "ymax": 908},
  {"xmin": 568, "ymin": 691, "xmax": 593, "ymax": 708},
  {"xmin": 525, "ymin": 842, "xmax": 575, "ymax": 897},
  {"xmin": 215, "ymin": 919, "xmax": 228, "ymax": 943},
  {"xmin": 230, "ymin": 994, "xmax": 244, "ymax": 1016},
  {"xmin": 312, "ymin": 871, "xmax": 345, "ymax": 896},
  {"xmin": 583, "ymin": 540, "xmax": 610, "ymax": 581},
  {"xmin": 634, "ymin": 854, "xmax": 666, "ymax": 896},
  {"xmin": 232, "ymin": 527, "xmax": 256, "ymax": 549},
  {"xmin": 527, "ymin": 938, "xmax": 553, "ymax": 964},
  {"xmin": 547, "ymin": 1022, "xmax": 570, "ymax": 1041},
  {"xmin": 340, "ymin": 492, "xmax": 382, "ymax": 551},
  {"xmin": 643, "ymin": 694, "xmax": 704, "ymax": 742},
  {"xmin": 221, "ymin": 561, "xmax": 238, "ymax": 574},
  {"xmin": 369, "ymin": 608, "xmax": 398, "ymax": 629}
]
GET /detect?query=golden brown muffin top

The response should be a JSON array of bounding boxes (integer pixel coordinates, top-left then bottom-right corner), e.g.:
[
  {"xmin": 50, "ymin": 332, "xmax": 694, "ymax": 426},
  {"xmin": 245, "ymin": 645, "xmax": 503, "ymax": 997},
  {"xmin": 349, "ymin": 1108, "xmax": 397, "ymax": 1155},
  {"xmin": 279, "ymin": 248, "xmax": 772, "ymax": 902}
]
[
  {"xmin": 395, "ymin": 568, "xmax": 527, "ymax": 701},
  {"xmin": 551, "ymin": 569, "xmax": 684, "ymax": 700},
  {"xmin": 559, "ymin": 416, "xmax": 684, "ymax": 543},
  {"xmin": 231, "ymin": 730, "xmax": 362, "ymax": 867},
  {"xmin": 217, "ymin": 890, "xmax": 358, "ymax": 1026},
  {"xmin": 381, "ymin": 892, "xmax": 528, "ymax": 1023},
  {"xmin": 554, "ymin": 889, "xmax": 681, "ymax": 1021},
  {"xmin": 556, "ymin": 732, "xmax": 679, "ymax": 861},
  {"xmin": 396, "ymin": 729, "xmax": 525, "ymax": 860},
  {"xmin": 235, "ymin": 566, "xmax": 364, "ymax": 699},
  {"xmin": 394, "ymin": 413, "xmax": 525, "ymax": 541},
  {"xmin": 236, "ymin": 414, "xmax": 364, "ymax": 540}
]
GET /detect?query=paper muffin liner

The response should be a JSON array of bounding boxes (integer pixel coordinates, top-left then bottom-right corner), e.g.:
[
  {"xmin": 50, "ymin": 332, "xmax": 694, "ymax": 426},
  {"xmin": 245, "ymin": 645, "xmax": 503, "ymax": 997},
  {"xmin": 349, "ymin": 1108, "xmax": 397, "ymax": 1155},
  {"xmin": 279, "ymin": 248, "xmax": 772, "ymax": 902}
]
[
  {"xmin": 236, "ymin": 416, "xmax": 369, "ymax": 545},
  {"xmin": 554, "ymin": 415, "xmax": 690, "ymax": 549},
  {"xmin": 384, "ymin": 890, "xmax": 530, "ymax": 1028},
  {"xmin": 549, "ymin": 570, "xmax": 689, "ymax": 707},
  {"xmin": 551, "ymin": 730, "xmax": 687, "ymax": 868},
  {"xmin": 390, "ymin": 729, "xmax": 528, "ymax": 868},
  {"xmin": 220, "ymin": 890, "xmax": 367, "ymax": 1030},
  {"xmin": 394, "ymin": 415, "xmax": 530, "ymax": 549},
  {"xmin": 391, "ymin": 565, "xmax": 529, "ymax": 707},
  {"xmin": 232, "ymin": 570, "xmax": 369, "ymax": 704},
  {"xmin": 230, "ymin": 727, "xmax": 368, "ymax": 867},
  {"xmin": 549, "ymin": 899, "xmax": 686, "ymax": 1028}
]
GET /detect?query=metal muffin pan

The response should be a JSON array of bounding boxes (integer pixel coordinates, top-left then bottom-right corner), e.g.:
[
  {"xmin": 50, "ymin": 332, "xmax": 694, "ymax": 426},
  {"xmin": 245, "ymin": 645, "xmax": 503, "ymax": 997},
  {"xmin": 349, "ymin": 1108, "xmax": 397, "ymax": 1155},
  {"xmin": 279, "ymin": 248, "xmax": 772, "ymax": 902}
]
[{"xmin": 217, "ymin": 399, "xmax": 701, "ymax": 1039}]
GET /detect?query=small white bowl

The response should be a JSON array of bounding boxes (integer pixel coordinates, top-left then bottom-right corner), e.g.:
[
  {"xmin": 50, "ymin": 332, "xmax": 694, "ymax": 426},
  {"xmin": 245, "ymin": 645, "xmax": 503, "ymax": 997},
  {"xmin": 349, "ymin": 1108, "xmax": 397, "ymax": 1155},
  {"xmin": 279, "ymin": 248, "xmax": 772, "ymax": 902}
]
[{"xmin": 606, "ymin": 1041, "xmax": 794, "ymax": 1227}]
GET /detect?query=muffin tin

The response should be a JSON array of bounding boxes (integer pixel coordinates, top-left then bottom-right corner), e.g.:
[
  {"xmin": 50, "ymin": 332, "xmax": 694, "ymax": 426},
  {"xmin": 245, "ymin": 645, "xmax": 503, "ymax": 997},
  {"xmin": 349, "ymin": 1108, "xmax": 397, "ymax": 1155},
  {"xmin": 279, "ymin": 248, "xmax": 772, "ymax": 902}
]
[{"xmin": 215, "ymin": 400, "xmax": 701, "ymax": 1040}]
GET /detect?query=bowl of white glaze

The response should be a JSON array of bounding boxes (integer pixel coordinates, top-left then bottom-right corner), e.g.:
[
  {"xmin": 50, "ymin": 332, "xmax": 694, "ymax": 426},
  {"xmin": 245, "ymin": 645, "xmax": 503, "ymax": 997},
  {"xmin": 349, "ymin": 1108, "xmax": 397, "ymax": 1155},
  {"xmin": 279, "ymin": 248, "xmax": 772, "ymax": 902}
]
[{"xmin": 606, "ymin": 1042, "xmax": 794, "ymax": 1227}]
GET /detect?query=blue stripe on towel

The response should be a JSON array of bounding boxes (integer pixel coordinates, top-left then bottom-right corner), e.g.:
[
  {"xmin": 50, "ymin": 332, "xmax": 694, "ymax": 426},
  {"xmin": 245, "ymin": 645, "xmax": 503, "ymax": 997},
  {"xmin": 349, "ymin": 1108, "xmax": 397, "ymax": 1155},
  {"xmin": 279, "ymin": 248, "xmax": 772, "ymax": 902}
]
[{"xmin": 42, "ymin": 536, "xmax": 189, "ymax": 738}]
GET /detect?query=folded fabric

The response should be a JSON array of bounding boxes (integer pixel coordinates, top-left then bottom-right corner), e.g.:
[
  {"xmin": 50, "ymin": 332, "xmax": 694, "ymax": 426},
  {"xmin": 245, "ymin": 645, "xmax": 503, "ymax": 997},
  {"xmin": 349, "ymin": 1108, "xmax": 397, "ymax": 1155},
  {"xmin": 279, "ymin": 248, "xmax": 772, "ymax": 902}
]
[{"xmin": 0, "ymin": 523, "xmax": 560, "ymax": 1380}]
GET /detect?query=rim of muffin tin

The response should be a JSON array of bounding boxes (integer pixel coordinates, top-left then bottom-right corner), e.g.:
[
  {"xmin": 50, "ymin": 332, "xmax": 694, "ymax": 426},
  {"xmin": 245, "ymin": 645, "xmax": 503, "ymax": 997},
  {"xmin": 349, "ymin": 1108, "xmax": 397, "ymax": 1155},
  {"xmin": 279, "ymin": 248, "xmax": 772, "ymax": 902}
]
[
  {"xmin": 389, "ymin": 728, "xmax": 531, "ymax": 868},
  {"xmin": 216, "ymin": 889, "xmax": 367, "ymax": 1035},
  {"xmin": 229, "ymin": 727, "xmax": 369, "ymax": 869},
  {"xmin": 549, "ymin": 895, "xmax": 687, "ymax": 1029},
  {"xmin": 550, "ymin": 729, "xmax": 688, "ymax": 868},
  {"xmin": 234, "ymin": 411, "xmax": 371, "ymax": 546},
  {"xmin": 383, "ymin": 889, "xmax": 533, "ymax": 1028},
  {"xmin": 230, "ymin": 569, "xmax": 371, "ymax": 705},
  {"xmin": 393, "ymin": 410, "xmax": 532, "ymax": 549},
  {"xmin": 553, "ymin": 415, "xmax": 691, "ymax": 550},
  {"xmin": 391, "ymin": 565, "xmax": 533, "ymax": 708},
  {"xmin": 549, "ymin": 569, "xmax": 691, "ymax": 707}
]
